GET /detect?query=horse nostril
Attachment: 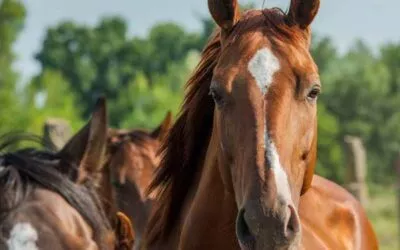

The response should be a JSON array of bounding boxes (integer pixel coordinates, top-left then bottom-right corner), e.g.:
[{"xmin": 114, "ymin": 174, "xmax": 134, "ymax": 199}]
[
  {"xmin": 284, "ymin": 204, "xmax": 300, "ymax": 240},
  {"xmin": 236, "ymin": 209, "xmax": 254, "ymax": 246}
]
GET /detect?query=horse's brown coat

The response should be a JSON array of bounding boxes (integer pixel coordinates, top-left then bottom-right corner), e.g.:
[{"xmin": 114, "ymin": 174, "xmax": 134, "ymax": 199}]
[
  {"xmin": 300, "ymin": 176, "xmax": 378, "ymax": 250},
  {"xmin": 143, "ymin": 1, "xmax": 378, "ymax": 249}
]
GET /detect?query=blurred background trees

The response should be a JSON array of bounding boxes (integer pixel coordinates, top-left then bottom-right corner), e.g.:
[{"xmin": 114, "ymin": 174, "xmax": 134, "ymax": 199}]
[
  {"xmin": 1, "ymin": 0, "xmax": 399, "ymax": 185},
  {"xmin": 0, "ymin": 0, "xmax": 28, "ymax": 135}
]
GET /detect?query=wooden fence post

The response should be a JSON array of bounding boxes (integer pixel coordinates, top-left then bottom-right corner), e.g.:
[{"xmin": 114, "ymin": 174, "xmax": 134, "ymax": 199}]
[
  {"xmin": 43, "ymin": 118, "xmax": 72, "ymax": 151},
  {"xmin": 343, "ymin": 135, "xmax": 368, "ymax": 207}
]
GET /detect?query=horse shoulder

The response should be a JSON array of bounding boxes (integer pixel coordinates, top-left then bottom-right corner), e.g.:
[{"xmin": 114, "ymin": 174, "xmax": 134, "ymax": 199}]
[{"xmin": 299, "ymin": 175, "xmax": 378, "ymax": 250}]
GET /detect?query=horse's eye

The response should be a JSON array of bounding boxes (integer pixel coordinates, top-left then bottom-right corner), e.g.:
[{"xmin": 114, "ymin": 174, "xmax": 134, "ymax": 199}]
[
  {"xmin": 307, "ymin": 86, "xmax": 321, "ymax": 102},
  {"xmin": 209, "ymin": 88, "xmax": 224, "ymax": 107}
]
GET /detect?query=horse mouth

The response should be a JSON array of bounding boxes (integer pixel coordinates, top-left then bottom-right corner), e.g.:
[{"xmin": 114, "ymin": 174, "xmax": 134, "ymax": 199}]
[
  {"xmin": 236, "ymin": 206, "xmax": 301, "ymax": 250},
  {"xmin": 239, "ymin": 241, "xmax": 255, "ymax": 250}
]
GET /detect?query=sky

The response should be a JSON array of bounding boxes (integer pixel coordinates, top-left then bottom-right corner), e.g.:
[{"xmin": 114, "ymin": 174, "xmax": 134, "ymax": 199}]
[{"xmin": 14, "ymin": 0, "xmax": 399, "ymax": 83}]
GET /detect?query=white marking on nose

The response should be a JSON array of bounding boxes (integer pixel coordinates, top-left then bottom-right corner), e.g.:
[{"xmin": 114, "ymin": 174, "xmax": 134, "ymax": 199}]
[
  {"xmin": 265, "ymin": 137, "xmax": 292, "ymax": 202},
  {"xmin": 248, "ymin": 48, "xmax": 292, "ymax": 202},
  {"xmin": 248, "ymin": 47, "xmax": 280, "ymax": 95},
  {"xmin": 7, "ymin": 223, "xmax": 39, "ymax": 250}
]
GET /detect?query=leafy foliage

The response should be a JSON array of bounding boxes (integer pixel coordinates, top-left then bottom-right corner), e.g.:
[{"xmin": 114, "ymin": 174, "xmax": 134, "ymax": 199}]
[
  {"xmin": 314, "ymin": 40, "xmax": 400, "ymax": 182},
  {"xmin": 27, "ymin": 69, "xmax": 84, "ymax": 133},
  {"xmin": 0, "ymin": 0, "xmax": 28, "ymax": 135},
  {"xmin": 35, "ymin": 19, "xmax": 202, "ymax": 122}
]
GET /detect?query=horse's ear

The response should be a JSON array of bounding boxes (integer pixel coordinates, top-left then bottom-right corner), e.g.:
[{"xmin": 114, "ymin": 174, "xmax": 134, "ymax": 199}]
[
  {"xmin": 287, "ymin": 0, "xmax": 320, "ymax": 29},
  {"xmin": 115, "ymin": 212, "xmax": 134, "ymax": 250},
  {"xmin": 58, "ymin": 97, "xmax": 108, "ymax": 183},
  {"xmin": 151, "ymin": 111, "xmax": 173, "ymax": 142},
  {"xmin": 208, "ymin": 0, "xmax": 240, "ymax": 32}
]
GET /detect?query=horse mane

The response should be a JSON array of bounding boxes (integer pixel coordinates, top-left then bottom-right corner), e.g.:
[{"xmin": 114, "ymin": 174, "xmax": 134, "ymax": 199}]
[
  {"xmin": 145, "ymin": 30, "xmax": 220, "ymax": 242},
  {"xmin": 145, "ymin": 8, "xmax": 303, "ymax": 243},
  {"xmin": 0, "ymin": 132, "xmax": 111, "ymax": 243}
]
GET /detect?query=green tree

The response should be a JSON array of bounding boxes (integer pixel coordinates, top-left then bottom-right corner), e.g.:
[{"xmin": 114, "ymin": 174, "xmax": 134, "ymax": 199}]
[
  {"xmin": 378, "ymin": 43, "xmax": 400, "ymax": 179},
  {"xmin": 319, "ymin": 40, "xmax": 396, "ymax": 182},
  {"xmin": 35, "ymin": 18, "xmax": 203, "ymax": 125},
  {"xmin": 316, "ymin": 103, "xmax": 343, "ymax": 181},
  {"xmin": 26, "ymin": 69, "xmax": 83, "ymax": 134},
  {"xmin": 112, "ymin": 50, "xmax": 200, "ymax": 129},
  {"xmin": 0, "ymin": 0, "xmax": 27, "ymax": 135},
  {"xmin": 35, "ymin": 18, "xmax": 129, "ymax": 118},
  {"xmin": 380, "ymin": 43, "xmax": 400, "ymax": 93},
  {"xmin": 146, "ymin": 23, "xmax": 201, "ymax": 77},
  {"xmin": 311, "ymin": 35, "xmax": 337, "ymax": 73}
]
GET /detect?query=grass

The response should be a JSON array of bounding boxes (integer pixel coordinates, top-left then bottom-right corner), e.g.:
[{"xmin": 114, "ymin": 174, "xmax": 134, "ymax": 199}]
[{"xmin": 367, "ymin": 184, "xmax": 398, "ymax": 250}]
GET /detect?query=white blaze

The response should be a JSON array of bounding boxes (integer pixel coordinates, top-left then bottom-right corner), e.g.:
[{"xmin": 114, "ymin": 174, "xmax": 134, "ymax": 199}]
[
  {"xmin": 7, "ymin": 223, "xmax": 39, "ymax": 250},
  {"xmin": 248, "ymin": 47, "xmax": 292, "ymax": 202},
  {"xmin": 248, "ymin": 48, "xmax": 280, "ymax": 95},
  {"xmin": 265, "ymin": 138, "xmax": 292, "ymax": 202}
]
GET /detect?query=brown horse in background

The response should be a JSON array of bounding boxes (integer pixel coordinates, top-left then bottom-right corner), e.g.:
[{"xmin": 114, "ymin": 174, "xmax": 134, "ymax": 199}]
[
  {"xmin": 143, "ymin": 0, "xmax": 377, "ymax": 249},
  {"xmin": 0, "ymin": 98, "xmax": 133, "ymax": 250},
  {"xmin": 106, "ymin": 112, "xmax": 172, "ymax": 247}
]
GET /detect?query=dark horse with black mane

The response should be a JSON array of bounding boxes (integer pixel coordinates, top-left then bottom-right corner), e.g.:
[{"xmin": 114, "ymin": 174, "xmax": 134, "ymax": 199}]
[{"xmin": 0, "ymin": 98, "xmax": 133, "ymax": 250}]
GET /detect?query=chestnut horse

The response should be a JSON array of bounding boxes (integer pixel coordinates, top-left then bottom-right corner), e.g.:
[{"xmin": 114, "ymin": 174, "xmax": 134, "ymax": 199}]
[
  {"xmin": 106, "ymin": 112, "xmax": 172, "ymax": 246},
  {"xmin": 144, "ymin": 0, "xmax": 377, "ymax": 249},
  {"xmin": 0, "ymin": 98, "xmax": 133, "ymax": 250}
]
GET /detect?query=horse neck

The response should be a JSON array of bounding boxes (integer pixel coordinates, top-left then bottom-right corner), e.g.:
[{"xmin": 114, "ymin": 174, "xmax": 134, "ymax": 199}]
[
  {"xmin": 118, "ymin": 178, "xmax": 149, "ymax": 241},
  {"xmin": 177, "ymin": 133, "xmax": 240, "ymax": 249},
  {"xmin": 98, "ymin": 164, "xmax": 119, "ymax": 226},
  {"xmin": 117, "ymin": 143, "xmax": 156, "ymax": 238}
]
